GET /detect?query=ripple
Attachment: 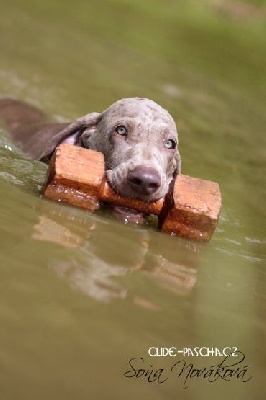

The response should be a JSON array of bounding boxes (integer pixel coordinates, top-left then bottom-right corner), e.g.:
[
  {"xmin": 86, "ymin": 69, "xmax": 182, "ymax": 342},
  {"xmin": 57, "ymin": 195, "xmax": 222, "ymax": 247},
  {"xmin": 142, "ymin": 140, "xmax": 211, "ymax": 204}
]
[{"xmin": 245, "ymin": 236, "xmax": 266, "ymax": 244}]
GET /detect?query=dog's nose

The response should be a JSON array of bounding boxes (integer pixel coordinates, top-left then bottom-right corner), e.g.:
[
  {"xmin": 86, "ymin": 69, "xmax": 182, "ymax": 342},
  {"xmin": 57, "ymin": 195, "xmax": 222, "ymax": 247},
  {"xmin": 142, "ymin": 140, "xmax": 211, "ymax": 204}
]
[{"xmin": 127, "ymin": 166, "xmax": 161, "ymax": 195}]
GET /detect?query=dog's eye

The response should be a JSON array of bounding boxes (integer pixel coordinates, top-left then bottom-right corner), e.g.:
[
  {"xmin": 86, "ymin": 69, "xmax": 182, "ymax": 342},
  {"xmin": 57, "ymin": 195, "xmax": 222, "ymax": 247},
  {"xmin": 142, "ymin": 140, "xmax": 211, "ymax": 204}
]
[
  {"xmin": 165, "ymin": 139, "xmax": 176, "ymax": 149},
  {"xmin": 115, "ymin": 125, "xmax": 127, "ymax": 136}
]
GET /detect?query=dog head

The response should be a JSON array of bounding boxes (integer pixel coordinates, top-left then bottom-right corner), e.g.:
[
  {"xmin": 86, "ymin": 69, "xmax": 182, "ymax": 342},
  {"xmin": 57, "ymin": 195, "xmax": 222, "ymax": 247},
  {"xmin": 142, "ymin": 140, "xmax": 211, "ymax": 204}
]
[{"xmin": 81, "ymin": 98, "xmax": 181, "ymax": 202}]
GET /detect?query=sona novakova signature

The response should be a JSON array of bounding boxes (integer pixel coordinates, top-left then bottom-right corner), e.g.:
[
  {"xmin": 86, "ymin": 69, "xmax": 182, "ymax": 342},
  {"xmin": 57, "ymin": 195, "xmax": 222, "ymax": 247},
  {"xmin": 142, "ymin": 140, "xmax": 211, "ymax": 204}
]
[{"xmin": 124, "ymin": 350, "xmax": 252, "ymax": 389}]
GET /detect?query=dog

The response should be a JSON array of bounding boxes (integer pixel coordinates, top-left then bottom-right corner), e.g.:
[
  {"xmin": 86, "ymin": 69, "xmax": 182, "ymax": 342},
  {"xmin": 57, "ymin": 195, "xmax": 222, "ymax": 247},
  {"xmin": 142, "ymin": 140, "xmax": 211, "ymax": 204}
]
[{"xmin": 0, "ymin": 97, "xmax": 181, "ymax": 209}]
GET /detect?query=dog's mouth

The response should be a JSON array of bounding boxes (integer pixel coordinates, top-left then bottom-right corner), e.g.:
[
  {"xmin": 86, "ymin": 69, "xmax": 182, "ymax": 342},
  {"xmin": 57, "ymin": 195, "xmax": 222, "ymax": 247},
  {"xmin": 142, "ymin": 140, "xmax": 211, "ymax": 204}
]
[
  {"xmin": 106, "ymin": 167, "xmax": 165, "ymax": 224},
  {"xmin": 110, "ymin": 205, "xmax": 146, "ymax": 225}
]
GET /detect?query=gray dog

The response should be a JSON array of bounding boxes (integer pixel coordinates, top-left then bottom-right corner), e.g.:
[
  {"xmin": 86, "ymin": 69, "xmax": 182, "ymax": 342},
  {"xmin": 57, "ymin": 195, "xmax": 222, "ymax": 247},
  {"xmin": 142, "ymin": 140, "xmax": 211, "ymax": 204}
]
[{"xmin": 0, "ymin": 97, "xmax": 181, "ymax": 205}]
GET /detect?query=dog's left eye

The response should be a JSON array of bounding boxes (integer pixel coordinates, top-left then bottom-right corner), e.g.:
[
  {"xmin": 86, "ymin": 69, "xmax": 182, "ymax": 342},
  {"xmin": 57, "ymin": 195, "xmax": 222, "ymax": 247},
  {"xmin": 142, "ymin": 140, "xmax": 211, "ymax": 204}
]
[
  {"xmin": 115, "ymin": 125, "xmax": 127, "ymax": 136},
  {"xmin": 165, "ymin": 139, "xmax": 176, "ymax": 149}
]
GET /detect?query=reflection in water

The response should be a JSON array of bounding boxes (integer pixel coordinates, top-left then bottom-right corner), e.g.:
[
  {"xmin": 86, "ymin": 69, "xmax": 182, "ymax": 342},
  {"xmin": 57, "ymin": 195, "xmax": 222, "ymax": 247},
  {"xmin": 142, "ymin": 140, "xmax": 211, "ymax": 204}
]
[
  {"xmin": 33, "ymin": 215, "xmax": 83, "ymax": 248},
  {"xmin": 151, "ymin": 255, "xmax": 197, "ymax": 296},
  {"xmin": 33, "ymin": 203, "xmax": 200, "ymax": 303},
  {"xmin": 50, "ymin": 253, "xmax": 128, "ymax": 303}
]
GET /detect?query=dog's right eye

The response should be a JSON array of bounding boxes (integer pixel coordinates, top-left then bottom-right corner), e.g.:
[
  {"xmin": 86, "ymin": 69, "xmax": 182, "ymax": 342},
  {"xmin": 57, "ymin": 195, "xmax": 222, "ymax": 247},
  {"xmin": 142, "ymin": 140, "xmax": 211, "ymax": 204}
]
[{"xmin": 115, "ymin": 125, "xmax": 127, "ymax": 136}]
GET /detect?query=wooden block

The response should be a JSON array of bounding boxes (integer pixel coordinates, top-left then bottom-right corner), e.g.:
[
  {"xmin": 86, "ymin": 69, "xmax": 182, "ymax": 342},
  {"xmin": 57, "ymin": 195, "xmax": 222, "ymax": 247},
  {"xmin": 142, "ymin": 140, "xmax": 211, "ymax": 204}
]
[
  {"xmin": 100, "ymin": 181, "xmax": 164, "ymax": 215},
  {"xmin": 44, "ymin": 144, "xmax": 222, "ymax": 241},
  {"xmin": 159, "ymin": 175, "xmax": 222, "ymax": 241},
  {"xmin": 44, "ymin": 144, "xmax": 105, "ymax": 210}
]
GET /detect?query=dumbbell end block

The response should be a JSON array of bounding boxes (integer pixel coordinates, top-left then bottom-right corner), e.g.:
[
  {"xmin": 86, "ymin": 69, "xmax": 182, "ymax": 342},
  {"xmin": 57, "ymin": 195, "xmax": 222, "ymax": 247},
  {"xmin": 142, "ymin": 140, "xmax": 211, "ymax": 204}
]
[
  {"xmin": 159, "ymin": 175, "xmax": 222, "ymax": 241},
  {"xmin": 44, "ymin": 144, "xmax": 105, "ymax": 210}
]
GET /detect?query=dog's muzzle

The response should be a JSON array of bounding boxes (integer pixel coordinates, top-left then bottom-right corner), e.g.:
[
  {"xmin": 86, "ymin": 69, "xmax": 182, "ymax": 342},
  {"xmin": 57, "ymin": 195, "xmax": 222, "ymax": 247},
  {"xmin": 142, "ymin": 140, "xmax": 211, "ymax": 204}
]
[{"xmin": 127, "ymin": 166, "xmax": 161, "ymax": 197}]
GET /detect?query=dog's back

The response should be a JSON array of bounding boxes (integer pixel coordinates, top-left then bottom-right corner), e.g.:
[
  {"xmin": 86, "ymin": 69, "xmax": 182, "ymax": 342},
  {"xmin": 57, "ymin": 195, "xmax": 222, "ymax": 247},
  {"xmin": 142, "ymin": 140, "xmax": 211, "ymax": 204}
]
[{"xmin": 0, "ymin": 98, "xmax": 68, "ymax": 160}]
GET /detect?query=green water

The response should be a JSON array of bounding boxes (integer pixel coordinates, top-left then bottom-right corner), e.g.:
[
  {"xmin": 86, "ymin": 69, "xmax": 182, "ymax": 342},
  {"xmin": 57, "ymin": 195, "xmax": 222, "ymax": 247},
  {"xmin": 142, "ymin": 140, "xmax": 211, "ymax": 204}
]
[{"xmin": 0, "ymin": 1, "xmax": 265, "ymax": 399}]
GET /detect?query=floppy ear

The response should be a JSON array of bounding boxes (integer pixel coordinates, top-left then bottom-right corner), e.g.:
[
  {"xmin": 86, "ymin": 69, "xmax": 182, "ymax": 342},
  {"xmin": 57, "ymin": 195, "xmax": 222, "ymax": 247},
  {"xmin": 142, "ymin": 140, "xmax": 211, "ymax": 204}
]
[
  {"xmin": 173, "ymin": 150, "xmax": 181, "ymax": 176},
  {"xmin": 39, "ymin": 112, "xmax": 101, "ymax": 160}
]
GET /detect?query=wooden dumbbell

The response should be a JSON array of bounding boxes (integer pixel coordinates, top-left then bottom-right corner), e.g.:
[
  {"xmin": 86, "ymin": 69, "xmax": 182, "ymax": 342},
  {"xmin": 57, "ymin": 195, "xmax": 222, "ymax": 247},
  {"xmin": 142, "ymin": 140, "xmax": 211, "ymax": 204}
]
[{"xmin": 44, "ymin": 143, "xmax": 222, "ymax": 241}]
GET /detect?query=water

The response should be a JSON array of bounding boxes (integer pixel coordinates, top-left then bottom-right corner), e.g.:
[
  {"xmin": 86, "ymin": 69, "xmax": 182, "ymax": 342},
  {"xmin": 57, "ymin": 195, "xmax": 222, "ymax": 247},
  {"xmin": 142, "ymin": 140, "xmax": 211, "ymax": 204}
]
[{"xmin": 0, "ymin": 1, "xmax": 265, "ymax": 399}]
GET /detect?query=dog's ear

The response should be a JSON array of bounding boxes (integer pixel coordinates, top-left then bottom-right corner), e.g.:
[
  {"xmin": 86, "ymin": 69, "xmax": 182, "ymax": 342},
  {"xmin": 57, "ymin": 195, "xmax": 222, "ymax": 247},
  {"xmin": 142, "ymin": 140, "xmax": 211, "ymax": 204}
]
[
  {"xmin": 173, "ymin": 150, "xmax": 181, "ymax": 177},
  {"xmin": 78, "ymin": 112, "xmax": 105, "ymax": 150},
  {"xmin": 40, "ymin": 112, "xmax": 101, "ymax": 160}
]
